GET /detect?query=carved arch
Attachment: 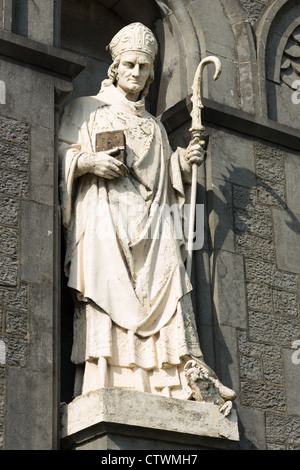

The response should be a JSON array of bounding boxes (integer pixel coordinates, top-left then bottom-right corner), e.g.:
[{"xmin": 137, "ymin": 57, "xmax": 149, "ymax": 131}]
[
  {"xmin": 280, "ymin": 26, "xmax": 300, "ymax": 89},
  {"xmin": 256, "ymin": 0, "xmax": 300, "ymax": 125},
  {"xmin": 156, "ymin": 0, "xmax": 258, "ymax": 115},
  {"xmin": 218, "ymin": 0, "xmax": 259, "ymax": 114},
  {"xmin": 156, "ymin": 0, "xmax": 201, "ymax": 87}
]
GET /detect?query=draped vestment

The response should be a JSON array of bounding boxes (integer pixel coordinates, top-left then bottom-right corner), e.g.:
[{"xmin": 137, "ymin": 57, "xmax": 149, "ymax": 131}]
[{"xmin": 58, "ymin": 84, "xmax": 202, "ymax": 399}]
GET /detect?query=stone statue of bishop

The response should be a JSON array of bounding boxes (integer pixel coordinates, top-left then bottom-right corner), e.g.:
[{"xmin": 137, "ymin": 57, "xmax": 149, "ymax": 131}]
[{"xmin": 59, "ymin": 23, "xmax": 235, "ymax": 411}]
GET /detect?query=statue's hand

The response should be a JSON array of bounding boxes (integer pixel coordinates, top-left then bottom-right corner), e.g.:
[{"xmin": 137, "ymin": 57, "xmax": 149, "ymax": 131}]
[
  {"xmin": 77, "ymin": 148, "xmax": 129, "ymax": 179},
  {"xmin": 185, "ymin": 138, "xmax": 206, "ymax": 166}
]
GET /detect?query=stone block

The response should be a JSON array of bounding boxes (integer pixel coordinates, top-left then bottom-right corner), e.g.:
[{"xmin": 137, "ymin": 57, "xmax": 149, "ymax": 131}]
[
  {"xmin": 238, "ymin": 61, "xmax": 259, "ymax": 115},
  {"xmin": 0, "ymin": 421, "xmax": 3, "ymax": 449},
  {"xmin": 255, "ymin": 156, "xmax": 284, "ymax": 183},
  {"xmin": 262, "ymin": 359, "xmax": 283, "ymax": 385},
  {"xmin": 241, "ymin": 381, "xmax": 285, "ymax": 411},
  {"xmin": 233, "ymin": 185, "xmax": 271, "ymax": 215},
  {"xmin": 246, "ymin": 282, "xmax": 272, "ymax": 312},
  {"xmin": 240, "ymin": 355, "xmax": 261, "ymax": 381},
  {"xmin": 0, "ymin": 0, "xmax": 13, "ymax": 31},
  {"xmin": 0, "ymin": 255, "xmax": 18, "ymax": 287},
  {"xmin": 283, "ymin": 348, "xmax": 300, "ymax": 416},
  {"xmin": 234, "ymin": 208, "xmax": 273, "ymax": 238},
  {"xmin": 239, "ymin": 0, "xmax": 266, "ymax": 25},
  {"xmin": 27, "ymin": 0, "xmax": 54, "ymax": 45},
  {"xmin": 0, "ymin": 394, "xmax": 4, "ymax": 419},
  {"xmin": 235, "ymin": 231, "xmax": 274, "ymax": 262},
  {"xmin": 272, "ymin": 289, "xmax": 298, "ymax": 316},
  {"xmin": 187, "ymin": 0, "xmax": 237, "ymax": 61},
  {"xmin": 5, "ymin": 368, "xmax": 53, "ymax": 449},
  {"xmin": 285, "ymin": 149, "xmax": 300, "ymax": 216},
  {"xmin": 29, "ymin": 125, "xmax": 54, "ymax": 205},
  {"xmin": 238, "ymin": 330, "xmax": 281, "ymax": 360},
  {"xmin": 0, "ymin": 226, "xmax": 18, "ymax": 257},
  {"xmin": 155, "ymin": 15, "xmax": 187, "ymax": 116},
  {"xmin": 207, "ymin": 128, "xmax": 255, "ymax": 188},
  {"xmin": 0, "ymin": 60, "xmax": 54, "ymax": 129},
  {"xmin": 204, "ymin": 57, "xmax": 239, "ymax": 109},
  {"xmin": 256, "ymin": 178, "xmax": 286, "ymax": 208},
  {"xmin": 219, "ymin": 0, "xmax": 246, "ymax": 24},
  {"xmin": 20, "ymin": 200, "xmax": 53, "ymax": 285},
  {"xmin": 273, "ymin": 208, "xmax": 300, "ymax": 275},
  {"xmin": 248, "ymin": 311, "xmax": 300, "ymax": 346},
  {"xmin": 0, "ymin": 168, "xmax": 28, "ymax": 197},
  {"xmin": 236, "ymin": 406, "xmax": 266, "ymax": 450},
  {"xmin": 61, "ymin": 388, "xmax": 239, "ymax": 450},
  {"xmin": 0, "ymin": 367, "xmax": 4, "ymax": 392},
  {"xmin": 0, "ymin": 283, "xmax": 28, "ymax": 312},
  {"xmin": 213, "ymin": 250, "xmax": 247, "ymax": 328},
  {"xmin": 254, "ymin": 141, "xmax": 283, "ymax": 162},
  {"xmin": 0, "ymin": 195, "xmax": 18, "ymax": 226},
  {"xmin": 266, "ymin": 412, "xmax": 300, "ymax": 445},
  {"xmin": 0, "ymin": 141, "xmax": 28, "ymax": 171},
  {"xmin": 208, "ymin": 179, "xmax": 234, "ymax": 252},
  {"xmin": 29, "ymin": 284, "xmax": 53, "ymax": 372},
  {"xmin": 244, "ymin": 258, "xmax": 296, "ymax": 291},
  {"xmin": 267, "ymin": 443, "xmax": 286, "ymax": 450},
  {"xmin": 0, "ymin": 335, "xmax": 27, "ymax": 367},
  {"xmin": 5, "ymin": 309, "xmax": 27, "ymax": 336},
  {"xmin": 231, "ymin": 21, "xmax": 256, "ymax": 63},
  {"xmin": 0, "ymin": 115, "xmax": 29, "ymax": 146}
]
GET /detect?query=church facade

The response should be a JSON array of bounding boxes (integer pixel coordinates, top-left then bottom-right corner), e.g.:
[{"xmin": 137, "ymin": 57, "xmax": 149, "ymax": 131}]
[{"xmin": 0, "ymin": 0, "xmax": 299, "ymax": 450}]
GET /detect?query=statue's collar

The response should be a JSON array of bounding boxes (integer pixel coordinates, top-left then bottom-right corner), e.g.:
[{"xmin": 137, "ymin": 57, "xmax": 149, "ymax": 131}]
[{"xmin": 97, "ymin": 84, "xmax": 146, "ymax": 117}]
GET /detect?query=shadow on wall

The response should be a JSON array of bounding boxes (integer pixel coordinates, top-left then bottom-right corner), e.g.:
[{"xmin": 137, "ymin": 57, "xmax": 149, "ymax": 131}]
[
  {"xmin": 198, "ymin": 163, "xmax": 300, "ymax": 449},
  {"xmin": 210, "ymin": 164, "xmax": 300, "ymax": 282}
]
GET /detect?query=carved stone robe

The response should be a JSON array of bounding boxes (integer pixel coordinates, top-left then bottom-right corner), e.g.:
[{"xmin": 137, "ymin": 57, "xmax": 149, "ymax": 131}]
[{"xmin": 58, "ymin": 84, "xmax": 202, "ymax": 398}]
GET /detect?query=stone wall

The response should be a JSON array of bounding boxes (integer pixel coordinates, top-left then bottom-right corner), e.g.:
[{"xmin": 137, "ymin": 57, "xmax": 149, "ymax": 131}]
[
  {"xmin": 208, "ymin": 131, "xmax": 300, "ymax": 449},
  {"xmin": 0, "ymin": 70, "xmax": 55, "ymax": 450},
  {"xmin": 0, "ymin": 116, "xmax": 30, "ymax": 448},
  {"xmin": 0, "ymin": 0, "xmax": 85, "ymax": 449},
  {"xmin": 0, "ymin": 0, "xmax": 299, "ymax": 450},
  {"xmin": 162, "ymin": 0, "xmax": 300, "ymax": 449},
  {"xmin": 165, "ymin": 106, "xmax": 300, "ymax": 449}
]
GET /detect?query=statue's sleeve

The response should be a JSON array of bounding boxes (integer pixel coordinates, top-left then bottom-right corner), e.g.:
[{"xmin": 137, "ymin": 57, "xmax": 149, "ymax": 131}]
[
  {"xmin": 156, "ymin": 119, "xmax": 191, "ymax": 208},
  {"xmin": 58, "ymin": 98, "xmax": 94, "ymax": 229}
]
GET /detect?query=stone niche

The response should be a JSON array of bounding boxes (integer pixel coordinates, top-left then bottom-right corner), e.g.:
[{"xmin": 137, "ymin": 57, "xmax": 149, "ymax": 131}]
[{"xmin": 58, "ymin": 1, "xmax": 240, "ymax": 451}]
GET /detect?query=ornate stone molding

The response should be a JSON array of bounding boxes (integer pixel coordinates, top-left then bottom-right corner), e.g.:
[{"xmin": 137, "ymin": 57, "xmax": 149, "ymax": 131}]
[
  {"xmin": 281, "ymin": 25, "xmax": 300, "ymax": 89},
  {"xmin": 256, "ymin": 0, "xmax": 300, "ymax": 116},
  {"xmin": 0, "ymin": 29, "xmax": 86, "ymax": 79}
]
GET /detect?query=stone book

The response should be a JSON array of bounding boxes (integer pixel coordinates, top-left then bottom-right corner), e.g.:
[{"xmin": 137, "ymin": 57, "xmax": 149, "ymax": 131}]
[{"xmin": 95, "ymin": 130, "xmax": 126, "ymax": 164}]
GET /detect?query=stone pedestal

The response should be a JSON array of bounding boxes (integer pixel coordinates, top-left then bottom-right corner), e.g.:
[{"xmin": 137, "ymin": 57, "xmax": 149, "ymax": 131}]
[{"xmin": 60, "ymin": 388, "xmax": 239, "ymax": 450}]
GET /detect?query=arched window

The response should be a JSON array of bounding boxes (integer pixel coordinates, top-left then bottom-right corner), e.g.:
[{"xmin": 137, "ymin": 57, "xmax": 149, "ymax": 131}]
[{"xmin": 256, "ymin": 0, "xmax": 300, "ymax": 128}]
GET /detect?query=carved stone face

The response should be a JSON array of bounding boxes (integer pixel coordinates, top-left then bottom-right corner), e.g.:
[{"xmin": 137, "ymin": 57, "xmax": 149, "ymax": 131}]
[{"xmin": 116, "ymin": 51, "xmax": 152, "ymax": 100}]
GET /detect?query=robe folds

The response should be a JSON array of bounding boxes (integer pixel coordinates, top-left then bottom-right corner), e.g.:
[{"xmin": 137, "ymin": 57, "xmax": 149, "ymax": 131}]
[{"xmin": 58, "ymin": 84, "xmax": 202, "ymax": 396}]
